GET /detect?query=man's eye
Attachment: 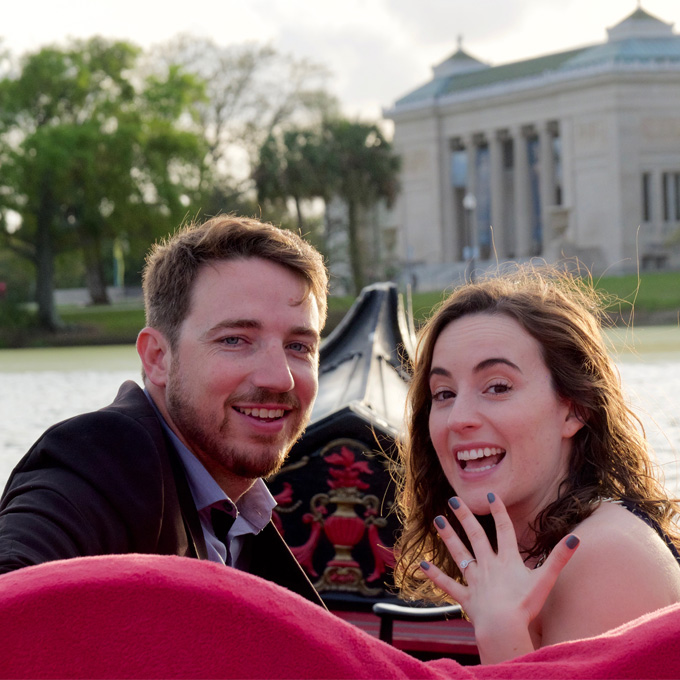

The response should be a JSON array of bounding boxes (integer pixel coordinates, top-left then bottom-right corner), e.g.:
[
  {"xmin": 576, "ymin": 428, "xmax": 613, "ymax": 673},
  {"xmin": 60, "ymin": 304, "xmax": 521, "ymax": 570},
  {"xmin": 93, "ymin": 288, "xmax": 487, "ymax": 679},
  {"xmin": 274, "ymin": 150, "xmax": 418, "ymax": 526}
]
[
  {"xmin": 221, "ymin": 337, "xmax": 241, "ymax": 346},
  {"xmin": 288, "ymin": 341, "xmax": 312, "ymax": 353}
]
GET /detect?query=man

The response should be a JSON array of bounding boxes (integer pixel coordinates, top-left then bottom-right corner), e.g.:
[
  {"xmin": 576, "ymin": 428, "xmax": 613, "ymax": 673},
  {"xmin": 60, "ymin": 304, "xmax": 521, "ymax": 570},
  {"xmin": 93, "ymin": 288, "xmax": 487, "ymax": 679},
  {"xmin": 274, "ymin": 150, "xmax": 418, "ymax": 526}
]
[{"xmin": 0, "ymin": 215, "xmax": 328, "ymax": 605}]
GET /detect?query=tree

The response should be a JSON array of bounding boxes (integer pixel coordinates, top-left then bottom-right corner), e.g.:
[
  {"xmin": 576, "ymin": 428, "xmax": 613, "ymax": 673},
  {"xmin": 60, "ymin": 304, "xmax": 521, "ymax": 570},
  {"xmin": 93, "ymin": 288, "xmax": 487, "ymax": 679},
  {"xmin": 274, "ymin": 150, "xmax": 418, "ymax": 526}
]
[
  {"xmin": 0, "ymin": 38, "xmax": 207, "ymax": 328},
  {"xmin": 253, "ymin": 129, "xmax": 329, "ymax": 231},
  {"xmin": 254, "ymin": 119, "xmax": 400, "ymax": 294},
  {"xmin": 147, "ymin": 36, "xmax": 338, "ymax": 205},
  {"xmin": 321, "ymin": 120, "xmax": 400, "ymax": 294}
]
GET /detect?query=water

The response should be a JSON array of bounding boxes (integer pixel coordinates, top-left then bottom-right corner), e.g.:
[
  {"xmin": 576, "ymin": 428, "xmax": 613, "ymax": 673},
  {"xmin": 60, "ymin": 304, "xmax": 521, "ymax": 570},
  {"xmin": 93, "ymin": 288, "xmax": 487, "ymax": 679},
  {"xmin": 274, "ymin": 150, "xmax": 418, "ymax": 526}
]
[
  {"xmin": 0, "ymin": 331, "xmax": 679, "ymax": 494},
  {"xmin": 0, "ymin": 346, "xmax": 142, "ymax": 487}
]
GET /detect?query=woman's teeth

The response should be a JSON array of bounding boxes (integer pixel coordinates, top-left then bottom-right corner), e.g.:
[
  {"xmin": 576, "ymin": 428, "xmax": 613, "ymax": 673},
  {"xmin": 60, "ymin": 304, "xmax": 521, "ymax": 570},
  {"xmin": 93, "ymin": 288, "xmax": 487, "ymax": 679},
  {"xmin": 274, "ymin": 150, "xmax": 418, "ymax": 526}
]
[
  {"xmin": 456, "ymin": 447, "xmax": 505, "ymax": 472},
  {"xmin": 457, "ymin": 447, "xmax": 503, "ymax": 461}
]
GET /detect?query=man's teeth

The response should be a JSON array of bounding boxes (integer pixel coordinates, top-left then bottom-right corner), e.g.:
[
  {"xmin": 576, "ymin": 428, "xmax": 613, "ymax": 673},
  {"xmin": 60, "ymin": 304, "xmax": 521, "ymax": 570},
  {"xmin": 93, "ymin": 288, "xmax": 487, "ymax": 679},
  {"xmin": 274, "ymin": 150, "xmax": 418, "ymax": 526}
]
[
  {"xmin": 457, "ymin": 447, "xmax": 504, "ymax": 461},
  {"xmin": 238, "ymin": 407, "xmax": 285, "ymax": 419}
]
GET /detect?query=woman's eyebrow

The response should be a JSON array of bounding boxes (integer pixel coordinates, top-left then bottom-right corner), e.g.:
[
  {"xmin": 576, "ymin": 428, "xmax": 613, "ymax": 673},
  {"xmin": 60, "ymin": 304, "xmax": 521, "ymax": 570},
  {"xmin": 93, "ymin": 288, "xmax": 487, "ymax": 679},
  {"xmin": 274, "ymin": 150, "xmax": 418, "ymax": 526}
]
[
  {"xmin": 474, "ymin": 357, "xmax": 522, "ymax": 373},
  {"xmin": 429, "ymin": 357, "xmax": 521, "ymax": 381}
]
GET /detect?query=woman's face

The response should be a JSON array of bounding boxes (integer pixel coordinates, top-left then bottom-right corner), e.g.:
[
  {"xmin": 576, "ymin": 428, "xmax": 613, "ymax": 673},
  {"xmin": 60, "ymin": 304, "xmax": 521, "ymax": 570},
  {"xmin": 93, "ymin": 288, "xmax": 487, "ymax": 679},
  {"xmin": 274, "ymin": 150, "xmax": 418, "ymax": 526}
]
[{"xmin": 427, "ymin": 312, "xmax": 583, "ymax": 542}]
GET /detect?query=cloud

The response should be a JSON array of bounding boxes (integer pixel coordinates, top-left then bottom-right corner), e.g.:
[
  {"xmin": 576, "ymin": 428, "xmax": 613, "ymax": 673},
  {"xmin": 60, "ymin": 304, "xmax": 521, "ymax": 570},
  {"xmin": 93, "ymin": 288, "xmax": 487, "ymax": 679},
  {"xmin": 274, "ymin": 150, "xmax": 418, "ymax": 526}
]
[{"xmin": 2, "ymin": 0, "xmax": 680, "ymax": 121}]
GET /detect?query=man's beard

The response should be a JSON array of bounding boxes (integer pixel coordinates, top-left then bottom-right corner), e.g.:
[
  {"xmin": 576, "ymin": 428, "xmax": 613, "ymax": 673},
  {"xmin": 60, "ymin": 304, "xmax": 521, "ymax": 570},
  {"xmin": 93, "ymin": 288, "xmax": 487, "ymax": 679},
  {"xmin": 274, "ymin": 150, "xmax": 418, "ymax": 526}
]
[{"xmin": 166, "ymin": 366, "xmax": 310, "ymax": 480}]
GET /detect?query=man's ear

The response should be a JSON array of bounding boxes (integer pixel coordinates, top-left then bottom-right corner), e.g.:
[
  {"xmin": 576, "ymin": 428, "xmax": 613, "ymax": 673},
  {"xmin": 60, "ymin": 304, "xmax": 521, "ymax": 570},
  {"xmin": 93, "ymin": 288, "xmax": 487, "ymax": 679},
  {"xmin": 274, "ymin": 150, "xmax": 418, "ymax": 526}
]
[{"xmin": 137, "ymin": 327, "xmax": 171, "ymax": 387}]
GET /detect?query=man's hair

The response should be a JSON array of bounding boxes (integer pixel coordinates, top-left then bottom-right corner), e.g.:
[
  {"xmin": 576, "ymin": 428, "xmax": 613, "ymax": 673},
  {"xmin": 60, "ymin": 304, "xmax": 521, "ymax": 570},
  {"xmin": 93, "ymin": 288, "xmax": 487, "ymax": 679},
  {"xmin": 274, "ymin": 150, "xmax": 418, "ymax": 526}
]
[
  {"xmin": 394, "ymin": 263, "xmax": 680, "ymax": 603},
  {"xmin": 142, "ymin": 215, "xmax": 328, "ymax": 349}
]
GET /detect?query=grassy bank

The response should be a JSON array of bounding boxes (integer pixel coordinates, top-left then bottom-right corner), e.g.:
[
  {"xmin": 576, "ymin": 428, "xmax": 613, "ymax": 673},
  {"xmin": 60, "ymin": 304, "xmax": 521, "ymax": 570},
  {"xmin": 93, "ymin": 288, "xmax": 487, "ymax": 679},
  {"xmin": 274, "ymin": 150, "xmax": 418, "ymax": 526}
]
[{"xmin": 2, "ymin": 270, "xmax": 679, "ymax": 348}]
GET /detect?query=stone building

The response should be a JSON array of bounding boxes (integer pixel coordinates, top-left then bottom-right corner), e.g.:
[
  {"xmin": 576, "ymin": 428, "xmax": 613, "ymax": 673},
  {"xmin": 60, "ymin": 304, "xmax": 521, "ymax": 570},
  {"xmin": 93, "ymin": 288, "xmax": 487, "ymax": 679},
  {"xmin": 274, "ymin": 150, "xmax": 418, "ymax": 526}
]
[{"xmin": 385, "ymin": 7, "xmax": 680, "ymax": 286}]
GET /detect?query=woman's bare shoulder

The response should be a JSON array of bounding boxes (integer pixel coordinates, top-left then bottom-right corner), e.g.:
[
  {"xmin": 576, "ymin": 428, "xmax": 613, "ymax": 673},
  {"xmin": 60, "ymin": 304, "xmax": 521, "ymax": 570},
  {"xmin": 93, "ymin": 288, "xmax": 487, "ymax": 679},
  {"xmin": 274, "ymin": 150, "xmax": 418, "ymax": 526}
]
[
  {"xmin": 576, "ymin": 501, "xmax": 677, "ymax": 560},
  {"xmin": 538, "ymin": 501, "xmax": 680, "ymax": 647}
]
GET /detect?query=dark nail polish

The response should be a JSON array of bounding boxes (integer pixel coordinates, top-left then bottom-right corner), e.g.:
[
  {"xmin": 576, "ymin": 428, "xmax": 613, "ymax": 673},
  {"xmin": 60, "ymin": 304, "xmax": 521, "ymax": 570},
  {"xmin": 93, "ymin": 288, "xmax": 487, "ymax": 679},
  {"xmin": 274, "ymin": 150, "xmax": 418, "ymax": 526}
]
[
  {"xmin": 566, "ymin": 535, "xmax": 580, "ymax": 549},
  {"xmin": 448, "ymin": 497, "xmax": 460, "ymax": 510},
  {"xmin": 434, "ymin": 515, "xmax": 446, "ymax": 529},
  {"xmin": 487, "ymin": 492, "xmax": 495, "ymax": 503},
  {"xmin": 420, "ymin": 560, "xmax": 431, "ymax": 571}
]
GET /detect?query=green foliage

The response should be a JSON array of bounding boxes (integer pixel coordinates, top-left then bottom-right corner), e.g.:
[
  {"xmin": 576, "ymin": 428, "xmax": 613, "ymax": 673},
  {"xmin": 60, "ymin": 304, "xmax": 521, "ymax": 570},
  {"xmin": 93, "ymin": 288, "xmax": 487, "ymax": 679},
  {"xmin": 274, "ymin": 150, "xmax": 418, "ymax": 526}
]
[
  {"xmin": 320, "ymin": 119, "xmax": 400, "ymax": 294},
  {"xmin": 595, "ymin": 271, "xmax": 680, "ymax": 312},
  {"xmin": 320, "ymin": 119, "xmax": 400, "ymax": 209},
  {"xmin": 254, "ymin": 118, "xmax": 401, "ymax": 294},
  {"xmin": 254, "ymin": 129, "xmax": 329, "ymax": 230},
  {"xmin": 149, "ymin": 36, "xmax": 338, "ymax": 185},
  {"xmin": 0, "ymin": 249, "xmax": 34, "ymax": 301},
  {"xmin": 0, "ymin": 37, "xmax": 209, "ymax": 328},
  {"xmin": 59, "ymin": 304, "xmax": 146, "ymax": 340},
  {"xmin": 0, "ymin": 269, "xmax": 678, "ymax": 349}
]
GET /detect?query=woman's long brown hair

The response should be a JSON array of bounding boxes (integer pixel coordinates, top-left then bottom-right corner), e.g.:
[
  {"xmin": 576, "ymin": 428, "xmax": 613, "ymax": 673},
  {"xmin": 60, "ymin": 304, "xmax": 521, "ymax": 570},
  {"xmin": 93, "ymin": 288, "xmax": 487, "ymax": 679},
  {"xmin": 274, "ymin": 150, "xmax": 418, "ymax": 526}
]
[{"xmin": 393, "ymin": 264, "xmax": 680, "ymax": 603}]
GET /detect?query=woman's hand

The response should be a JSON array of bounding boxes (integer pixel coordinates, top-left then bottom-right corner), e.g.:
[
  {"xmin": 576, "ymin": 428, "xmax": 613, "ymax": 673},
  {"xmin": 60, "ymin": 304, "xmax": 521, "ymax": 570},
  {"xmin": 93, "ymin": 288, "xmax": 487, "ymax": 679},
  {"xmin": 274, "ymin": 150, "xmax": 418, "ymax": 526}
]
[{"xmin": 420, "ymin": 493, "xmax": 579, "ymax": 664}]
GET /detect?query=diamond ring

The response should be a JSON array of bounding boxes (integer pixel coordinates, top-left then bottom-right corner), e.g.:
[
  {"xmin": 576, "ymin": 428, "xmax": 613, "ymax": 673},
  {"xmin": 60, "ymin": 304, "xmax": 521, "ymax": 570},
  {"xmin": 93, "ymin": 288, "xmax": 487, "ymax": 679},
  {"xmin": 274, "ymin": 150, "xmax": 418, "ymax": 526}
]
[{"xmin": 460, "ymin": 558, "xmax": 477, "ymax": 571}]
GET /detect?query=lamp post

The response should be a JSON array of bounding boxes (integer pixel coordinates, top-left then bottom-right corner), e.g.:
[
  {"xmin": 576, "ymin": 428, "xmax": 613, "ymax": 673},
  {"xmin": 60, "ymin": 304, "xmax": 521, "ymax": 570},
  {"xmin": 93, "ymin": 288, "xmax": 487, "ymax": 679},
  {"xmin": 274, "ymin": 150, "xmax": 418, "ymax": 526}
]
[{"xmin": 463, "ymin": 192, "xmax": 477, "ymax": 283}]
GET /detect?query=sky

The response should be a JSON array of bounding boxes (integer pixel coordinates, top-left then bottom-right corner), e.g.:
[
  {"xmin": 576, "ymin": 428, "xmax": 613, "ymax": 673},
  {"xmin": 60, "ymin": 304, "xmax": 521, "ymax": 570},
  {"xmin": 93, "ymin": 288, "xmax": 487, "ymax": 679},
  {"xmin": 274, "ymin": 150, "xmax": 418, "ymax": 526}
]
[{"xmin": 2, "ymin": 0, "xmax": 680, "ymax": 122}]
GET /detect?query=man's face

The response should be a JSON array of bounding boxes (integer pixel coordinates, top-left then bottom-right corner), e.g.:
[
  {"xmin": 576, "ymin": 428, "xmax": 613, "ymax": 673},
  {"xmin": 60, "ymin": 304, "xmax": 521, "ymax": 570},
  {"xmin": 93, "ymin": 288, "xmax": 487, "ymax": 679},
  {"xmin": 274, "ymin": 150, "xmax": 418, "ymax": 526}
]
[{"xmin": 163, "ymin": 257, "xmax": 321, "ymax": 494}]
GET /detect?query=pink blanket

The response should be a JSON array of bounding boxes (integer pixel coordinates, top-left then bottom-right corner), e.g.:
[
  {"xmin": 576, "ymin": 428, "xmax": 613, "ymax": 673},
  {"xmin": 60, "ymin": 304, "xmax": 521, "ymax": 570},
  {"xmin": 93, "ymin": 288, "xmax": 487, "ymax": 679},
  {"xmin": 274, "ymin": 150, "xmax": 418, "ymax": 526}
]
[{"xmin": 0, "ymin": 553, "xmax": 677, "ymax": 679}]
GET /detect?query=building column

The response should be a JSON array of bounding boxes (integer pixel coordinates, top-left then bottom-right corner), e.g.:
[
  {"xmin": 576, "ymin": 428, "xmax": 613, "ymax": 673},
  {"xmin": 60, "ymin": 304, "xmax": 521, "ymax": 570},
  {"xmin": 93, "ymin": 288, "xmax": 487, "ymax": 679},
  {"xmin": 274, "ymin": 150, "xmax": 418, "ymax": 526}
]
[
  {"xmin": 538, "ymin": 123, "xmax": 556, "ymax": 246},
  {"xmin": 512, "ymin": 126, "xmax": 531, "ymax": 258},
  {"xmin": 651, "ymin": 169, "xmax": 664, "ymax": 241},
  {"xmin": 464, "ymin": 135, "xmax": 478, "ymax": 259},
  {"xmin": 487, "ymin": 130, "xmax": 505, "ymax": 258},
  {"xmin": 436, "ymin": 113, "xmax": 455, "ymax": 264}
]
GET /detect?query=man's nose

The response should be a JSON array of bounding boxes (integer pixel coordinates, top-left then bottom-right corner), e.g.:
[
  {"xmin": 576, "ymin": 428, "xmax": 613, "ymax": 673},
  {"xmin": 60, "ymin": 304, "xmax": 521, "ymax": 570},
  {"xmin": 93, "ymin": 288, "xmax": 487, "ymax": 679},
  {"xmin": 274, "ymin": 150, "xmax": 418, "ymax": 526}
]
[{"xmin": 251, "ymin": 345, "xmax": 295, "ymax": 392}]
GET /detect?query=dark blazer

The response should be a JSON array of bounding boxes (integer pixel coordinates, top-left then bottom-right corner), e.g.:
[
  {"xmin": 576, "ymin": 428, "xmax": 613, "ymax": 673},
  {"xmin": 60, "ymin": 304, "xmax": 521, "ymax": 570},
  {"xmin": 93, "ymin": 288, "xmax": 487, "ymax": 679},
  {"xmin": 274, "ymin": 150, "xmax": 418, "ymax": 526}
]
[{"xmin": 0, "ymin": 381, "xmax": 324, "ymax": 606}]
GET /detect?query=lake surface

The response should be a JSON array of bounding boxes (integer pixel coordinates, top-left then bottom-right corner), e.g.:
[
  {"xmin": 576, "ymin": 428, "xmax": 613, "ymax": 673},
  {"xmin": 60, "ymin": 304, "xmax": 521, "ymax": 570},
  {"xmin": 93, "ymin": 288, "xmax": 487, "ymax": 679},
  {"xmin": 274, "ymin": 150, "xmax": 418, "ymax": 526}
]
[{"xmin": 1, "ymin": 328, "xmax": 679, "ymax": 495}]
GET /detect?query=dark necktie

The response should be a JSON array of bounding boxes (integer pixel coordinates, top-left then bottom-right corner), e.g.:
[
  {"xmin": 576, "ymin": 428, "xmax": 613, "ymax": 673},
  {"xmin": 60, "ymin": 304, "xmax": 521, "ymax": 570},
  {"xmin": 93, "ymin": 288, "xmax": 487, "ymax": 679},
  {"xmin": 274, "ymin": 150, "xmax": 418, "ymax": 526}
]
[{"xmin": 211, "ymin": 505, "xmax": 236, "ymax": 562}]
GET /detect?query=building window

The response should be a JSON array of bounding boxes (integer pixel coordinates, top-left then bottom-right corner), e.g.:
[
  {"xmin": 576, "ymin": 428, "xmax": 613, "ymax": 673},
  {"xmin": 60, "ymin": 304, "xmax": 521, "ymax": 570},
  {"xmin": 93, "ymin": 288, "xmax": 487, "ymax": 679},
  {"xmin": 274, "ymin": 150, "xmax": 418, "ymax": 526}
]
[
  {"xmin": 475, "ymin": 145, "xmax": 492, "ymax": 259},
  {"xmin": 642, "ymin": 172, "xmax": 652, "ymax": 222},
  {"xmin": 502, "ymin": 139, "xmax": 513, "ymax": 169},
  {"xmin": 450, "ymin": 150, "xmax": 467, "ymax": 188},
  {"xmin": 662, "ymin": 172, "xmax": 680, "ymax": 222},
  {"xmin": 527, "ymin": 136, "xmax": 542, "ymax": 253}
]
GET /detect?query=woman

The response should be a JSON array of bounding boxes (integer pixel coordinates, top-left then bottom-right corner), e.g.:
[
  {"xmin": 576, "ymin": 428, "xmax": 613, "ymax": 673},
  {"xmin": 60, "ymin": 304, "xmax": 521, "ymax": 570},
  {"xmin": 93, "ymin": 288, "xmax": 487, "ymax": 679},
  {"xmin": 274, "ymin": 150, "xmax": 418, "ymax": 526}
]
[{"xmin": 393, "ymin": 265, "xmax": 680, "ymax": 664}]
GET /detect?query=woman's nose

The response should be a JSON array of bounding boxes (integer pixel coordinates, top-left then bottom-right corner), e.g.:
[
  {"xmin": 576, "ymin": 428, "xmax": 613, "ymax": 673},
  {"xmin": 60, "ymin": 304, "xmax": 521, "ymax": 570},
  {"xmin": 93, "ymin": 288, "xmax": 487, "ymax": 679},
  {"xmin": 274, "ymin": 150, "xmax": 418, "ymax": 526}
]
[{"xmin": 446, "ymin": 395, "xmax": 481, "ymax": 433}]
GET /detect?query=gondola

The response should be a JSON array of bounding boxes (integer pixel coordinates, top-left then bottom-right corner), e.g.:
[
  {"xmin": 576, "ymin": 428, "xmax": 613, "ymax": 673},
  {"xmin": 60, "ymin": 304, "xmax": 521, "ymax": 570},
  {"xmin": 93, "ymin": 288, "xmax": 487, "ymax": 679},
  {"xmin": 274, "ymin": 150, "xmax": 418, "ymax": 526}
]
[
  {"xmin": 268, "ymin": 281, "xmax": 414, "ymax": 604},
  {"xmin": 267, "ymin": 283, "xmax": 479, "ymax": 661}
]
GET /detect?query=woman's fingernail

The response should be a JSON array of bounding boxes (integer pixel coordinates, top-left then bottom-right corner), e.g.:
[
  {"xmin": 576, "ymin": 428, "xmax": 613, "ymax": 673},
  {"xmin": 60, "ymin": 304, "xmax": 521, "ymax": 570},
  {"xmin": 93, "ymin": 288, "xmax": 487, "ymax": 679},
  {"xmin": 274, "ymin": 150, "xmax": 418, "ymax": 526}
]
[
  {"xmin": 434, "ymin": 515, "xmax": 446, "ymax": 529},
  {"xmin": 487, "ymin": 492, "xmax": 495, "ymax": 503},
  {"xmin": 448, "ymin": 497, "xmax": 460, "ymax": 510},
  {"xmin": 566, "ymin": 535, "xmax": 580, "ymax": 550},
  {"xmin": 420, "ymin": 560, "xmax": 431, "ymax": 571}
]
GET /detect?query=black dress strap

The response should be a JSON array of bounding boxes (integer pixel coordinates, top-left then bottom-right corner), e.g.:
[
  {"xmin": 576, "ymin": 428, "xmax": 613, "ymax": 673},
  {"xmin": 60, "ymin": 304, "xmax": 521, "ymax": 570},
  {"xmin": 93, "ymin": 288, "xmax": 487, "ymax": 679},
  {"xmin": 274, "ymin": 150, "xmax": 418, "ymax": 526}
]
[{"xmin": 620, "ymin": 499, "xmax": 680, "ymax": 565}]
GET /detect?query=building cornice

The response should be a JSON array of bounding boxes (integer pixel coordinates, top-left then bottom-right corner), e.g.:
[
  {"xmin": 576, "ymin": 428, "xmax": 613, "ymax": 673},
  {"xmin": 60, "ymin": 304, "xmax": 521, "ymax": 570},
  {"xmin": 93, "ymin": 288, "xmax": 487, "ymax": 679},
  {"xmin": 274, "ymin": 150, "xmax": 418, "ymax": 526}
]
[{"xmin": 384, "ymin": 58, "xmax": 680, "ymax": 120}]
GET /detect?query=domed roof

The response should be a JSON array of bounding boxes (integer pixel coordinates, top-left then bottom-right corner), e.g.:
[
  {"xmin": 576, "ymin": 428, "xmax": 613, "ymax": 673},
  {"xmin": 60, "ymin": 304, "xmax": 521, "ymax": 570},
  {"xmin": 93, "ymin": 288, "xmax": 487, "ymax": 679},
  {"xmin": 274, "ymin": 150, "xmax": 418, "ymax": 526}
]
[
  {"xmin": 388, "ymin": 5, "xmax": 679, "ymax": 113},
  {"xmin": 432, "ymin": 37, "xmax": 489, "ymax": 78},
  {"xmin": 607, "ymin": 5, "xmax": 674, "ymax": 41}
]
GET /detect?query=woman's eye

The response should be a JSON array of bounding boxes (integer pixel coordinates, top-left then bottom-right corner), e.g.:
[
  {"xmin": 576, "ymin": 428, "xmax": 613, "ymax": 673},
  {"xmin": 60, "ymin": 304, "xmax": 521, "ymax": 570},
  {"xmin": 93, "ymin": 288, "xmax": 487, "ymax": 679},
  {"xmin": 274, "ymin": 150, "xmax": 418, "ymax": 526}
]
[
  {"xmin": 487, "ymin": 382, "xmax": 511, "ymax": 395},
  {"xmin": 432, "ymin": 389, "xmax": 455, "ymax": 402}
]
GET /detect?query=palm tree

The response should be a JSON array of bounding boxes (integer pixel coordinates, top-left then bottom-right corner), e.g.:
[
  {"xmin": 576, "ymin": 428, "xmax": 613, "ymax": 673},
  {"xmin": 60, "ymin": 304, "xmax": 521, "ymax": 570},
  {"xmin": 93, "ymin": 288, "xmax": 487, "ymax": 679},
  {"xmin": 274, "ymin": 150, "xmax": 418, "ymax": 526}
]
[{"xmin": 321, "ymin": 119, "xmax": 400, "ymax": 294}]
